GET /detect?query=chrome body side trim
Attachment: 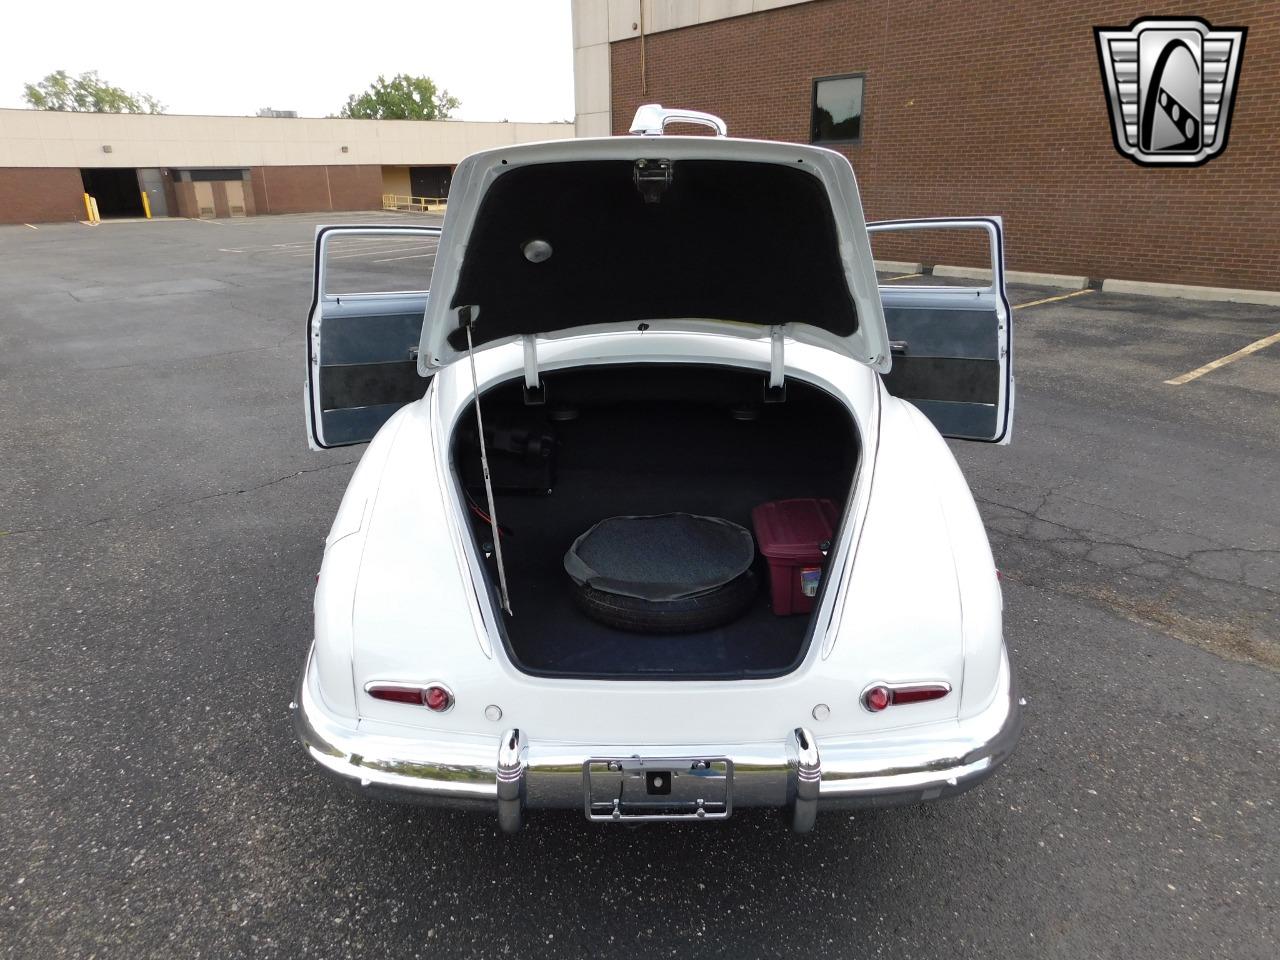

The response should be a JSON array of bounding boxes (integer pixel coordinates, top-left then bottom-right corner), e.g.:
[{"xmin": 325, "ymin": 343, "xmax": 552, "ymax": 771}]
[{"xmin": 292, "ymin": 648, "xmax": 1022, "ymax": 829}]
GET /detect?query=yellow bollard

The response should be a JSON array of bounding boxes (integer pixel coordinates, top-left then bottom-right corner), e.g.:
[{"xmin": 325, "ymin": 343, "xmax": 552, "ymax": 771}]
[
  {"xmin": 89, "ymin": 197, "xmax": 101, "ymax": 223},
  {"xmin": 140, "ymin": 190, "xmax": 152, "ymax": 219},
  {"xmin": 83, "ymin": 193, "xmax": 99, "ymax": 223}
]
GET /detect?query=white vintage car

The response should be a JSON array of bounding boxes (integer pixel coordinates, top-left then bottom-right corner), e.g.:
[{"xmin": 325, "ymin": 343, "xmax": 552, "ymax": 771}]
[{"xmin": 294, "ymin": 106, "xmax": 1022, "ymax": 832}]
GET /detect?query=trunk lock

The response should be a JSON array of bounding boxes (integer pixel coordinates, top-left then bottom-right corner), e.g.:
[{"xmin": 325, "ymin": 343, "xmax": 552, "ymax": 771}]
[{"xmin": 634, "ymin": 158, "xmax": 673, "ymax": 204}]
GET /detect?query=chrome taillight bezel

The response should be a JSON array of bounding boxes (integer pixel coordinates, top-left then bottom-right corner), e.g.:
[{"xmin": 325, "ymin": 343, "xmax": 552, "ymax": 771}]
[
  {"xmin": 860, "ymin": 680, "xmax": 952, "ymax": 712},
  {"xmin": 364, "ymin": 681, "xmax": 456, "ymax": 713}
]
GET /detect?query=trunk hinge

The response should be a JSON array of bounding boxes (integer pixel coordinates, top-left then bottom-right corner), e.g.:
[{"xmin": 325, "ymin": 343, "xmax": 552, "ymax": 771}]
[
  {"xmin": 765, "ymin": 325, "xmax": 787, "ymax": 403},
  {"xmin": 460, "ymin": 306, "xmax": 513, "ymax": 615},
  {"xmin": 521, "ymin": 334, "xmax": 545, "ymax": 405}
]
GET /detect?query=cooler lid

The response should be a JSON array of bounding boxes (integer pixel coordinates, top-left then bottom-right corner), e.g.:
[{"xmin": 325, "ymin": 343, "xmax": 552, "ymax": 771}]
[{"xmin": 751, "ymin": 499, "xmax": 840, "ymax": 562}]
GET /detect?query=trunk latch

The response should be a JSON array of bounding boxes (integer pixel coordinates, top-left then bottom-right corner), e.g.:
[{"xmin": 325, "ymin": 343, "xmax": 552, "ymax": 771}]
[{"xmin": 633, "ymin": 158, "xmax": 673, "ymax": 204}]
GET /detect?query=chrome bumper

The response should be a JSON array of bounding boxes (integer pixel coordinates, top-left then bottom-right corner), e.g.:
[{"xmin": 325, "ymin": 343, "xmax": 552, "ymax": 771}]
[{"xmin": 292, "ymin": 651, "xmax": 1022, "ymax": 833}]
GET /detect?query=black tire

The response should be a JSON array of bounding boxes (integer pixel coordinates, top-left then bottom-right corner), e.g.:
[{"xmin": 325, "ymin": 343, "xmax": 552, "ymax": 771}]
[{"xmin": 572, "ymin": 571, "xmax": 758, "ymax": 634}]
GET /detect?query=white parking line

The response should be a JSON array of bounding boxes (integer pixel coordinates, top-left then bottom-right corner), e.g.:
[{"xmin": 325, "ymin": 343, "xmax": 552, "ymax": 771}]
[
  {"xmin": 1164, "ymin": 330, "xmax": 1280, "ymax": 385},
  {"xmin": 295, "ymin": 244, "xmax": 438, "ymax": 260},
  {"xmin": 372, "ymin": 252, "xmax": 439, "ymax": 263},
  {"xmin": 1014, "ymin": 289, "xmax": 1094, "ymax": 310}
]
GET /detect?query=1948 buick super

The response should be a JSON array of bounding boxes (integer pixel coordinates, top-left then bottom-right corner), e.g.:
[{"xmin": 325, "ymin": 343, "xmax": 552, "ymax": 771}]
[{"xmin": 293, "ymin": 105, "xmax": 1023, "ymax": 832}]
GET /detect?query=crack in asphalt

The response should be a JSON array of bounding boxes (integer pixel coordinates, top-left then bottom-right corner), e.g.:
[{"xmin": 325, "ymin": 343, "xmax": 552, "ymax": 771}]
[
  {"xmin": 976, "ymin": 493, "xmax": 1279, "ymax": 595},
  {"xmin": 976, "ymin": 492, "xmax": 1278, "ymax": 668},
  {"xmin": 0, "ymin": 459, "xmax": 359, "ymax": 539}
]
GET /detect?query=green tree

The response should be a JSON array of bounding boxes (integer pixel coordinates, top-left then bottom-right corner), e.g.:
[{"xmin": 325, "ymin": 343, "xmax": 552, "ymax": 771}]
[
  {"xmin": 23, "ymin": 70, "xmax": 164, "ymax": 114},
  {"xmin": 338, "ymin": 74, "xmax": 459, "ymax": 120}
]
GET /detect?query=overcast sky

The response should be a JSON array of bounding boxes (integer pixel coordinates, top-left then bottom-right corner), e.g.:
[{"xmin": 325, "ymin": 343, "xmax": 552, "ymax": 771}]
[{"xmin": 1, "ymin": 0, "xmax": 575, "ymax": 121}]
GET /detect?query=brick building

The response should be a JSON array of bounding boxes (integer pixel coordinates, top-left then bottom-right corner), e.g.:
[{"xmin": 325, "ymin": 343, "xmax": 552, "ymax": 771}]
[
  {"xmin": 571, "ymin": 0, "xmax": 1279, "ymax": 292},
  {"xmin": 0, "ymin": 110, "xmax": 572, "ymax": 223}
]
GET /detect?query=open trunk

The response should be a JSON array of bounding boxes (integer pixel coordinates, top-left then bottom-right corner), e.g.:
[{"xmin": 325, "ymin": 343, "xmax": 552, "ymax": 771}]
[{"xmin": 450, "ymin": 365, "xmax": 858, "ymax": 679}]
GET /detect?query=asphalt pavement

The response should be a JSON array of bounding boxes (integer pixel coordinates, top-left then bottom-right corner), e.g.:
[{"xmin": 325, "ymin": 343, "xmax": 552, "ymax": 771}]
[{"xmin": 0, "ymin": 215, "xmax": 1275, "ymax": 959}]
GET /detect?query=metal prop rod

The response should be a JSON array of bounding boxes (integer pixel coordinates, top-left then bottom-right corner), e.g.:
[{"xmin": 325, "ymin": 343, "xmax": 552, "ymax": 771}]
[{"xmin": 463, "ymin": 315, "xmax": 512, "ymax": 614}]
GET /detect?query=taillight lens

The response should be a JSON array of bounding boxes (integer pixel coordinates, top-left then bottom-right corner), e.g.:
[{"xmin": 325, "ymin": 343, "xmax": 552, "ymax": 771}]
[
  {"xmin": 423, "ymin": 685, "xmax": 452, "ymax": 712},
  {"xmin": 891, "ymin": 685, "xmax": 950, "ymax": 705},
  {"xmin": 862, "ymin": 682, "xmax": 950, "ymax": 712},
  {"xmin": 367, "ymin": 683, "xmax": 454, "ymax": 712},
  {"xmin": 367, "ymin": 684, "xmax": 426, "ymax": 705},
  {"xmin": 864, "ymin": 685, "xmax": 892, "ymax": 712}
]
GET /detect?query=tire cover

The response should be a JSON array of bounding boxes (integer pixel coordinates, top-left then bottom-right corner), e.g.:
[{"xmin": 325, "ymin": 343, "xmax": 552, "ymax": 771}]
[{"xmin": 564, "ymin": 513, "xmax": 755, "ymax": 602}]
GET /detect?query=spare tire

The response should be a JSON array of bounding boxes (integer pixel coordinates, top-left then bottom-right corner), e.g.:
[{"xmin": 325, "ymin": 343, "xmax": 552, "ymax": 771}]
[
  {"xmin": 564, "ymin": 514, "xmax": 757, "ymax": 634},
  {"xmin": 572, "ymin": 571, "xmax": 758, "ymax": 634}
]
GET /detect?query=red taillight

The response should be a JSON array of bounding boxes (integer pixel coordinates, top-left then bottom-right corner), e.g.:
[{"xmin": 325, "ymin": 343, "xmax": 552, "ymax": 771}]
[
  {"xmin": 366, "ymin": 683, "xmax": 454, "ymax": 712},
  {"xmin": 864, "ymin": 685, "xmax": 892, "ymax": 712},
  {"xmin": 862, "ymin": 682, "xmax": 950, "ymax": 712},
  {"xmin": 424, "ymin": 685, "xmax": 452, "ymax": 712},
  {"xmin": 367, "ymin": 684, "xmax": 427, "ymax": 705},
  {"xmin": 890, "ymin": 684, "xmax": 951, "ymax": 705}
]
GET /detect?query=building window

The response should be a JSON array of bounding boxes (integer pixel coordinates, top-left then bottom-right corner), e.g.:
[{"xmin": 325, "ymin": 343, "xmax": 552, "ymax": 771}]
[
  {"xmin": 811, "ymin": 74, "xmax": 865, "ymax": 145},
  {"xmin": 171, "ymin": 168, "xmax": 250, "ymax": 183}
]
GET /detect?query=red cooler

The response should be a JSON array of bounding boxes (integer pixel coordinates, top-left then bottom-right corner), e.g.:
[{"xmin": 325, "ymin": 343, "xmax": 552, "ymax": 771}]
[{"xmin": 751, "ymin": 498, "xmax": 840, "ymax": 615}]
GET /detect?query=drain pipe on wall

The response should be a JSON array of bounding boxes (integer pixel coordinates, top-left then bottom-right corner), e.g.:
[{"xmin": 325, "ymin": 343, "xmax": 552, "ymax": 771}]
[{"xmin": 640, "ymin": 1, "xmax": 647, "ymax": 95}]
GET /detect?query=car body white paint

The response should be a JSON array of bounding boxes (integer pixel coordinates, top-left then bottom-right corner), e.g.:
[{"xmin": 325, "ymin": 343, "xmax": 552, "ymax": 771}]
[{"xmin": 294, "ymin": 110, "xmax": 1021, "ymax": 831}]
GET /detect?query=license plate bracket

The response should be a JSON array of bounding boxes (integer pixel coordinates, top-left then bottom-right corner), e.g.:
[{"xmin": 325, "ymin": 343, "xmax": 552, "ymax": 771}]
[{"xmin": 583, "ymin": 756, "xmax": 733, "ymax": 822}]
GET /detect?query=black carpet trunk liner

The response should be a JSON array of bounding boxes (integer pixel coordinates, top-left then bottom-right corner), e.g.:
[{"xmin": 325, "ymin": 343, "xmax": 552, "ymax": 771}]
[
  {"xmin": 481, "ymin": 402, "xmax": 853, "ymax": 677},
  {"xmin": 498, "ymin": 472, "xmax": 810, "ymax": 676}
]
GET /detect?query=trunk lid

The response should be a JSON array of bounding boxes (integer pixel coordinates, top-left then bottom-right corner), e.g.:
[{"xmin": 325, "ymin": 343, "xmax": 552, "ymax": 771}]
[{"xmin": 417, "ymin": 136, "xmax": 891, "ymax": 373}]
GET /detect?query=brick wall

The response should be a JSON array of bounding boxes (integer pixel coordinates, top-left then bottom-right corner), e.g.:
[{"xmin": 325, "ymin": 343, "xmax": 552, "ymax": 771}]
[
  {"xmin": 325, "ymin": 165, "xmax": 384, "ymax": 211},
  {"xmin": 250, "ymin": 165, "xmax": 382, "ymax": 215},
  {"xmin": 610, "ymin": 0, "xmax": 1280, "ymax": 290},
  {"xmin": 0, "ymin": 168, "xmax": 86, "ymax": 223}
]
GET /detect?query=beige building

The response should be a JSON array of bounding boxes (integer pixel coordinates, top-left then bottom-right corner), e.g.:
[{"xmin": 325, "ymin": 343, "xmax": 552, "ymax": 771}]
[{"xmin": 0, "ymin": 108, "xmax": 572, "ymax": 223}]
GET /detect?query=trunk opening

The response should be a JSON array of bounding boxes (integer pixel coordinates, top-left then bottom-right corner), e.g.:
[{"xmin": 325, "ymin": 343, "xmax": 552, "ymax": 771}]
[{"xmin": 450, "ymin": 364, "xmax": 859, "ymax": 679}]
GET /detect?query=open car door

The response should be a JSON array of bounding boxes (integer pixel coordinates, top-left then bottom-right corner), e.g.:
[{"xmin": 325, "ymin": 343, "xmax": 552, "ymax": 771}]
[
  {"xmin": 305, "ymin": 224, "xmax": 441, "ymax": 449},
  {"xmin": 866, "ymin": 217, "xmax": 1013, "ymax": 443}
]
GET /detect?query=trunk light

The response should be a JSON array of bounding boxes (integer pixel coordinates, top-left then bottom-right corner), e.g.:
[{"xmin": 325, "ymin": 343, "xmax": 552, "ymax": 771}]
[
  {"xmin": 366, "ymin": 683, "xmax": 455, "ymax": 713},
  {"xmin": 862, "ymin": 682, "xmax": 951, "ymax": 712}
]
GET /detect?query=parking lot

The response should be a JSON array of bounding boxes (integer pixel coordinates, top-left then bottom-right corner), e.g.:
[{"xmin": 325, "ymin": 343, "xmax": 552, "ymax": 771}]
[{"xmin": 0, "ymin": 214, "xmax": 1276, "ymax": 958}]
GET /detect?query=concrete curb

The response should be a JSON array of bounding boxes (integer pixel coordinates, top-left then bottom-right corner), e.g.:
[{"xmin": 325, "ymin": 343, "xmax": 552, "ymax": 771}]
[
  {"xmin": 875, "ymin": 259, "xmax": 1278, "ymax": 305},
  {"xmin": 1100, "ymin": 278, "xmax": 1280, "ymax": 307},
  {"xmin": 873, "ymin": 259, "xmax": 921, "ymax": 274},
  {"xmin": 932, "ymin": 265, "xmax": 1089, "ymax": 290}
]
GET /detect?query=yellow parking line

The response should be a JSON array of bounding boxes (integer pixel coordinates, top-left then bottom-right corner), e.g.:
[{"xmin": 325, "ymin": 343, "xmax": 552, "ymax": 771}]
[
  {"xmin": 1164, "ymin": 330, "xmax": 1280, "ymax": 385},
  {"xmin": 1014, "ymin": 289, "xmax": 1094, "ymax": 310},
  {"xmin": 883, "ymin": 272, "xmax": 922, "ymax": 281},
  {"xmin": 24, "ymin": 223, "xmax": 38, "ymax": 230}
]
